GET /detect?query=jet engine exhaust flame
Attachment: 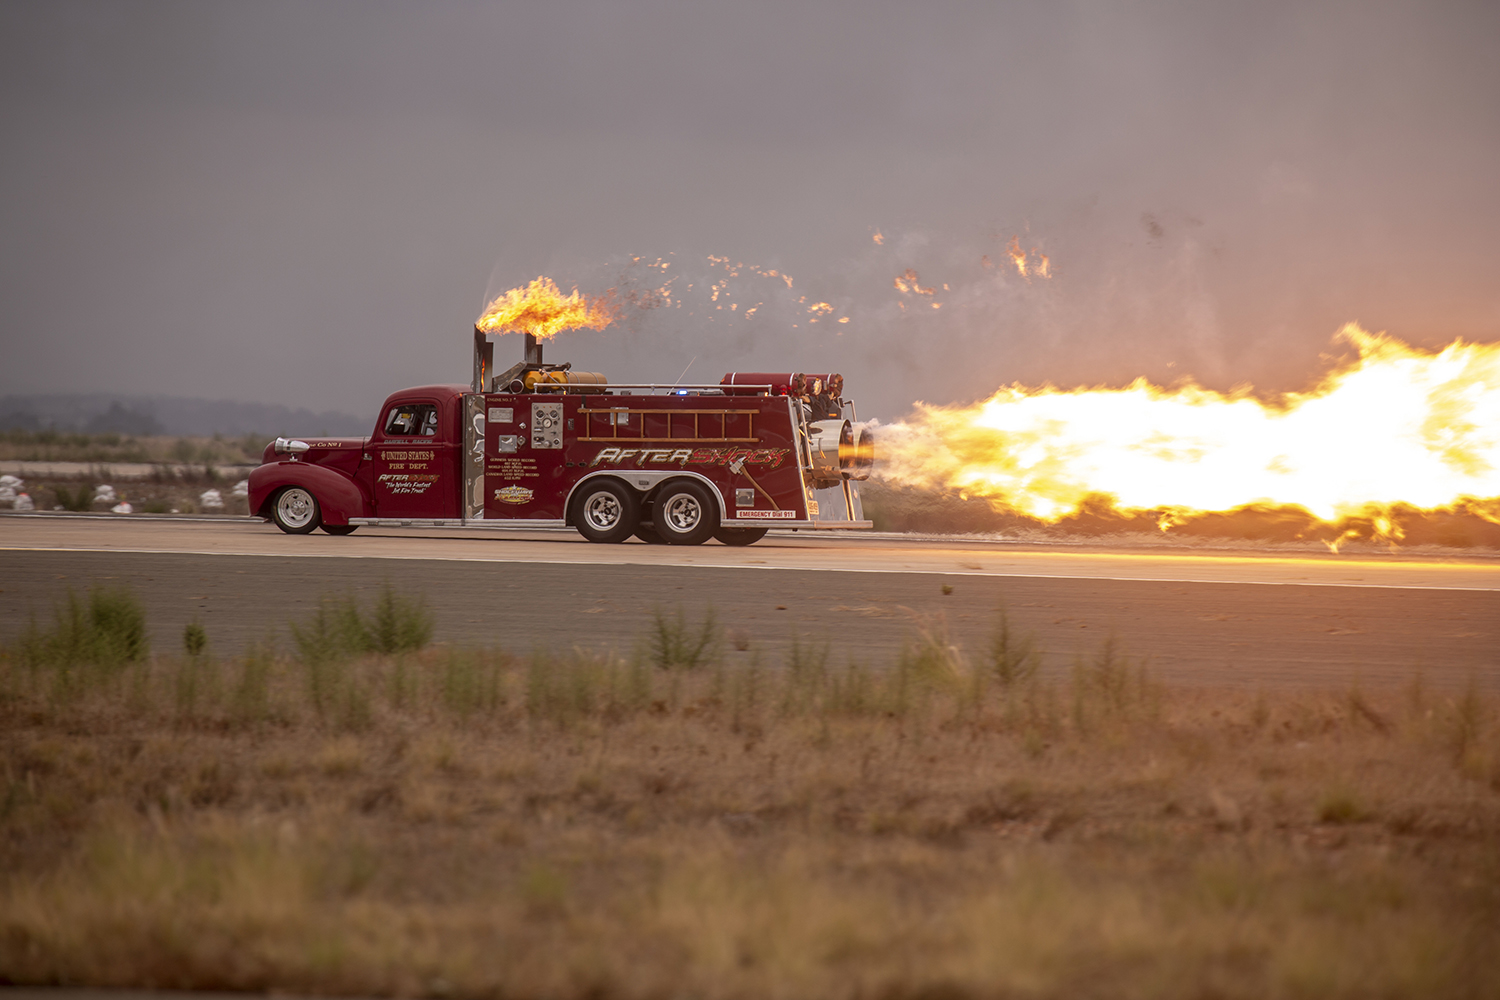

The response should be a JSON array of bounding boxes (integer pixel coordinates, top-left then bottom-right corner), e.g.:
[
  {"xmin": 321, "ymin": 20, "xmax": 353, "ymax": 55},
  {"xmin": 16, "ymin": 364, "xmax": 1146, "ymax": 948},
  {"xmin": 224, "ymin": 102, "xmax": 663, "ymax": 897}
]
[{"xmin": 877, "ymin": 325, "xmax": 1500, "ymax": 544}]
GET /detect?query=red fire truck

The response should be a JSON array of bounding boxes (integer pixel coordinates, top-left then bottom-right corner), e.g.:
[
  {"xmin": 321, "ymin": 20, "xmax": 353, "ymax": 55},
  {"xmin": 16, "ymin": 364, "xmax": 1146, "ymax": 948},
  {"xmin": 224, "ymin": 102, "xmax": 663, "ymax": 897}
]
[{"xmin": 247, "ymin": 330, "xmax": 874, "ymax": 545}]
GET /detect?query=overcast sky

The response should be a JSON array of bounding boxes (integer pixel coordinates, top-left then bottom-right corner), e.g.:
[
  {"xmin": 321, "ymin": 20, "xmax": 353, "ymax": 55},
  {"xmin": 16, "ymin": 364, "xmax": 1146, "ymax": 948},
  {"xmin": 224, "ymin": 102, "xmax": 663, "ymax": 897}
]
[{"xmin": 2, "ymin": 1, "xmax": 1497, "ymax": 421}]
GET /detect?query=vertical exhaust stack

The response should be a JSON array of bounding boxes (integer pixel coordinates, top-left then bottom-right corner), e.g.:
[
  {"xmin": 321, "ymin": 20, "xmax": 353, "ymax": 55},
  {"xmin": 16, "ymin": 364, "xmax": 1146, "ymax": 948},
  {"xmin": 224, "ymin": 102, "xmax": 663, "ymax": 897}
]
[
  {"xmin": 472, "ymin": 327, "xmax": 494, "ymax": 394},
  {"xmin": 470, "ymin": 328, "xmax": 547, "ymax": 393}
]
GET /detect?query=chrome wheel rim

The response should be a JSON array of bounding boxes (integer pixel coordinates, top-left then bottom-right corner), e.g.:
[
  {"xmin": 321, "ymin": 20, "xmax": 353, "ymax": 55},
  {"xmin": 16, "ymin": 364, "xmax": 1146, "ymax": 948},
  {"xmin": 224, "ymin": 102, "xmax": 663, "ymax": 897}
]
[
  {"xmin": 663, "ymin": 493, "xmax": 703, "ymax": 532},
  {"xmin": 277, "ymin": 488, "xmax": 315, "ymax": 528},
  {"xmin": 583, "ymin": 490, "xmax": 622, "ymax": 530}
]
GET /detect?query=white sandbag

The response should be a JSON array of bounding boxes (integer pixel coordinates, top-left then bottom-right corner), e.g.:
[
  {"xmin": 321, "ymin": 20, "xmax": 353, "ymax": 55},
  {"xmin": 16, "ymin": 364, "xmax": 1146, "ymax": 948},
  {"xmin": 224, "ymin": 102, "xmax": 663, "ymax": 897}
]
[
  {"xmin": 111, "ymin": 501, "xmax": 133, "ymax": 514},
  {"xmin": 94, "ymin": 484, "xmax": 118, "ymax": 503},
  {"xmin": 200, "ymin": 489, "xmax": 224, "ymax": 508},
  {"xmin": 231, "ymin": 479, "xmax": 250, "ymax": 498},
  {"xmin": 15, "ymin": 492, "xmax": 35, "ymax": 511}
]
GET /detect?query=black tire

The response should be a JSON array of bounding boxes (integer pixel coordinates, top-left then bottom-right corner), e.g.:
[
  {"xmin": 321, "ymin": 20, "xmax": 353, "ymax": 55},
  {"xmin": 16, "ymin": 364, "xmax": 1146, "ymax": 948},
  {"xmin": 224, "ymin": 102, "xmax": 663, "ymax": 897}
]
[
  {"xmin": 321, "ymin": 524, "xmax": 358, "ymax": 536},
  {"xmin": 270, "ymin": 486, "xmax": 321, "ymax": 534},
  {"xmin": 714, "ymin": 525, "xmax": 768, "ymax": 546},
  {"xmin": 632, "ymin": 502, "xmax": 668, "ymax": 544},
  {"xmin": 572, "ymin": 479, "xmax": 639, "ymax": 543},
  {"xmin": 633, "ymin": 523, "xmax": 668, "ymax": 544},
  {"xmin": 653, "ymin": 480, "xmax": 718, "ymax": 545}
]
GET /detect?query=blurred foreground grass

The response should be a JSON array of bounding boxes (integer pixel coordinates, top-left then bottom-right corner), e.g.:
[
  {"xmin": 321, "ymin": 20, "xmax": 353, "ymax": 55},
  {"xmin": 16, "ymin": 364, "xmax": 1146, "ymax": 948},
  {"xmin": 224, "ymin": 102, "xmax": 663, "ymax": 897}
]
[{"xmin": 1, "ymin": 588, "xmax": 1497, "ymax": 998}]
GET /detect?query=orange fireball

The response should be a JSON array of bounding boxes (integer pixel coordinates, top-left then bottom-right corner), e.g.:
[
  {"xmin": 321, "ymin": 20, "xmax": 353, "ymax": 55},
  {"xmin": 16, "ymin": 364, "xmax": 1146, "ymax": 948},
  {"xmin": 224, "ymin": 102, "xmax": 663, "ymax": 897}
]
[{"xmin": 477, "ymin": 277, "xmax": 618, "ymax": 339}]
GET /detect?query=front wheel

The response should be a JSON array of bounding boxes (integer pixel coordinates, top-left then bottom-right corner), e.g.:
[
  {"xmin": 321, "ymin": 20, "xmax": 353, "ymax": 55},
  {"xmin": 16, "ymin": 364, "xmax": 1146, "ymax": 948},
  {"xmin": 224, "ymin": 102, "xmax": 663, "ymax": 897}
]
[
  {"xmin": 714, "ymin": 525, "xmax": 768, "ymax": 546},
  {"xmin": 654, "ymin": 480, "xmax": 718, "ymax": 545},
  {"xmin": 321, "ymin": 524, "xmax": 358, "ymax": 536},
  {"xmin": 271, "ymin": 487, "xmax": 321, "ymax": 534},
  {"xmin": 573, "ymin": 479, "xmax": 639, "ymax": 543}
]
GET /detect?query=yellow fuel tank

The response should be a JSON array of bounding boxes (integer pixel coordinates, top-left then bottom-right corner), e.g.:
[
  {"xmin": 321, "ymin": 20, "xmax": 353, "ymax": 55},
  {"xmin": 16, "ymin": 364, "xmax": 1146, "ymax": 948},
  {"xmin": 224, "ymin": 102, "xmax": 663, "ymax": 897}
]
[{"xmin": 522, "ymin": 370, "xmax": 609, "ymax": 393}]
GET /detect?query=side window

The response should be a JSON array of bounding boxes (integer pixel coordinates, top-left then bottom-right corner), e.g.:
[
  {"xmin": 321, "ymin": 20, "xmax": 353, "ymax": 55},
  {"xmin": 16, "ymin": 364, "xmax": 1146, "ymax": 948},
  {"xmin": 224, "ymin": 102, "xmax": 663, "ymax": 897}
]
[{"xmin": 385, "ymin": 403, "xmax": 437, "ymax": 437}]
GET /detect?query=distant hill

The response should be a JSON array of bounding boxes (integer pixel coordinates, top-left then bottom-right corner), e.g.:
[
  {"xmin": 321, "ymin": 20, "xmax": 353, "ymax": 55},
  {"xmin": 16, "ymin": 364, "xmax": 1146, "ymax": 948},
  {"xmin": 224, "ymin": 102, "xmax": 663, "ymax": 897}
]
[{"xmin": 0, "ymin": 394, "xmax": 369, "ymax": 438}]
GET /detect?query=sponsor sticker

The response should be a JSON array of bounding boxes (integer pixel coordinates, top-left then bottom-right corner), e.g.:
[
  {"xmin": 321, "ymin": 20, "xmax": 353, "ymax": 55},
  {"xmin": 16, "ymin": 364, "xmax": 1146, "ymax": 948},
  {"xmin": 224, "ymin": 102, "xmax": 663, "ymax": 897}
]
[
  {"xmin": 494, "ymin": 485, "xmax": 534, "ymax": 504},
  {"xmin": 734, "ymin": 510, "xmax": 796, "ymax": 519},
  {"xmin": 377, "ymin": 473, "xmax": 437, "ymax": 495}
]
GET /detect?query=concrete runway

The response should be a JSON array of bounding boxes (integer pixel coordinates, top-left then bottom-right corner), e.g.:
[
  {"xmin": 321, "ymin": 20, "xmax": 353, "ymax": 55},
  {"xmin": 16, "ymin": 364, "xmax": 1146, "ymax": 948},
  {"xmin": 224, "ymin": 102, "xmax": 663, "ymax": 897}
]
[{"xmin": 2, "ymin": 513, "xmax": 1497, "ymax": 689}]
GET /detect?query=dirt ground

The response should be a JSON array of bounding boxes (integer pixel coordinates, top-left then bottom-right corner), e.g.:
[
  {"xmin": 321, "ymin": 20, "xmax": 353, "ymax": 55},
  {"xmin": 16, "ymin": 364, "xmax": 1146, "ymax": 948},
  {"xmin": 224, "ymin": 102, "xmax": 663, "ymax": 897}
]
[
  {"xmin": 2, "ymin": 524, "xmax": 1497, "ymax": 998},
  {"xmin": 1, "ymin": 624, "xmax": 1497, "ymax": 999}
]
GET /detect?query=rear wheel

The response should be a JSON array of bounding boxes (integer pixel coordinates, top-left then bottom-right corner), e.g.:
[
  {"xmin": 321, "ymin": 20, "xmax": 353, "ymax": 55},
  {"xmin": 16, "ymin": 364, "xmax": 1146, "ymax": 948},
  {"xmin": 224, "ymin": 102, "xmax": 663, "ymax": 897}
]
[
  {"xmin": 271, "ymin": 487, "xmax": 320, "ymax": 534},
  {"xmin": 573, "ymin": 479, "xmax": 638, "ymax": 543},
  {"xmin": 654, "ymin": 480, "xmax": 718, "ymax": 545},
  {"xmin": 321, "ymin": 524, "xmax": 358, "ymax": 536},
  {"xmin": 633, "ymin": 523, "xmax": 668, "ymax": 544},
  {"xmin": 714, "ymin": 526, "xmax": 768, "ymax": 546},
  {"xmin": 631, "ymin": 502, "xmax": 668, "ymax": 544}
]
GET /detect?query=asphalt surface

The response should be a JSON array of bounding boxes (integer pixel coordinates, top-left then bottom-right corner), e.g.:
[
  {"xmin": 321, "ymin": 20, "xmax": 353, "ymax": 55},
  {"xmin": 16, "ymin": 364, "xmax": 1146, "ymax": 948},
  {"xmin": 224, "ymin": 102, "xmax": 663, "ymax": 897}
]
[{"xmin": 2, "ymin": 514, "xmax": 1497, "ymax": 689}]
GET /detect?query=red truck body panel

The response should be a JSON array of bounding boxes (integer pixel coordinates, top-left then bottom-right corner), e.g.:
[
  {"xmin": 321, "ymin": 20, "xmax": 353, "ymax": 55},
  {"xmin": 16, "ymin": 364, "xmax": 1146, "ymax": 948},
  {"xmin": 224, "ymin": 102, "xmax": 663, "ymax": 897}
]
[{"xmin": 476, "ymin": 391, "xmax": 811, "ymax": 524}]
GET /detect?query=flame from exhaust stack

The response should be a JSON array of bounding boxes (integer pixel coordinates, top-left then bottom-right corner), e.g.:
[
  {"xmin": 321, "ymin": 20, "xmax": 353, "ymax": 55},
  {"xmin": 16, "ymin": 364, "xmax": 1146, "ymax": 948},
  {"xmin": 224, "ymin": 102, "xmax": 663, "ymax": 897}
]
[
  {"xmin": 878, "ymin": 325, "xmax": 1500, "ymax": 534},
  {"xmin": 477, "ymin": 276, "xmax": 618, "ymax": 339}
]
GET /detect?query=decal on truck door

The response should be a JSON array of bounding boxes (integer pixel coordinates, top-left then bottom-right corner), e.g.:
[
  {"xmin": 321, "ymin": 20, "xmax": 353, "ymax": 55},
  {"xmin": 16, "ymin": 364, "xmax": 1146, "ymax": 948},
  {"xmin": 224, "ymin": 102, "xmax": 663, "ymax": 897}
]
[
  {"xmin": 378, "ymin": 474, "xmax": 438, "ymax": 495},
  {"xmin": 375, "ymin": 400, "xmax": 452, "ymax": 518},
  {"xmin": 379, "ymin": 449, "xmax": 438, "ymax": 494}
]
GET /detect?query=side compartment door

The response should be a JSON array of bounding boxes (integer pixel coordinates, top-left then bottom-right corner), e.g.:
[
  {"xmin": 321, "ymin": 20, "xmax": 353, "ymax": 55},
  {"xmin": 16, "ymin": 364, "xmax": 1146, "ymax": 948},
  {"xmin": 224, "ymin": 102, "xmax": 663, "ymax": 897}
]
[
  {"xmin": 372, "ymin": 398, "xmax": 457, "ymax": 518},
  {"xmin": 481, "ymin": 396, "xmax": 568, "ymax": 519}
]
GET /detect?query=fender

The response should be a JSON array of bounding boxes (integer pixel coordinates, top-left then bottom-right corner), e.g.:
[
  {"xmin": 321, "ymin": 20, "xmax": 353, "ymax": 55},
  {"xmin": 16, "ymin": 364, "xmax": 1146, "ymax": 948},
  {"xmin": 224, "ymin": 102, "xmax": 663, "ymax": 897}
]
[{"xmin": 249, "ymin": 462, "xmax": 371, "ymax": 526}]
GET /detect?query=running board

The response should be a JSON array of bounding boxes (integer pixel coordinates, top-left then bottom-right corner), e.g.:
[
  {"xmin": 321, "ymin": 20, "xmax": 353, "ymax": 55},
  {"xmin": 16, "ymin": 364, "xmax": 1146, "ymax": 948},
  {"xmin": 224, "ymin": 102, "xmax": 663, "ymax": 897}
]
[{"xmin": 348, "ymin": 518, "xmax": 568, "ymax": 529}]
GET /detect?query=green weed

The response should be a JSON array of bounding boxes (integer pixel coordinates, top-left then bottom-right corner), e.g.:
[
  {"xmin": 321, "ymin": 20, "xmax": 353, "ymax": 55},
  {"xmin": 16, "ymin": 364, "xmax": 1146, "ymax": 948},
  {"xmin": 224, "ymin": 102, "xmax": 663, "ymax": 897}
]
[
  {"xmin": 183, "ymin": 621, "xmax": 208, "ymax": 657},
  {"xmin": 649, "ymin": 606, "xmax": 720, "ymax": 670},
  {"xmin": 52, "ymin": 484, "xmax": 94, "ymax": 511},
  {"xmin": 364, "ymin": 584, "xmax": 433, "ymax": 654},
  {"xmin": 289, "ymin": 584, "xmax": 434, "ymax": 665},
  {"xmin": 289, "ymin": 596, "xmax": 369, "ymax": 666},
  {"xmin": 988, "ymin": 607, "xmax": 1040, "ymax": 688},
  {"xmin": 21, "ymin": 585, "xmax": 149, "ymax": 678},
  {"xmin": 896, "ymin": 613, "xmax": 966, "ymax": 691}
]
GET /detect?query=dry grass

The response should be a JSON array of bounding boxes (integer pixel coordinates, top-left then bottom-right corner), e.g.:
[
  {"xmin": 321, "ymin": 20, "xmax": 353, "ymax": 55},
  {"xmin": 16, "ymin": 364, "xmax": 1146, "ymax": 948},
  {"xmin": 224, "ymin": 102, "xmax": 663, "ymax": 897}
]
[
  {"xmin": 1, "ymin": 430, "xmax": 264, "ymax": 514},
  {"xmin": 1, "ymin": 604, "xmax": 1497, "ymax": 999},
  {"xmin": 0, "ymin": 429, "xmax": 266, "ymax": 466}
]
